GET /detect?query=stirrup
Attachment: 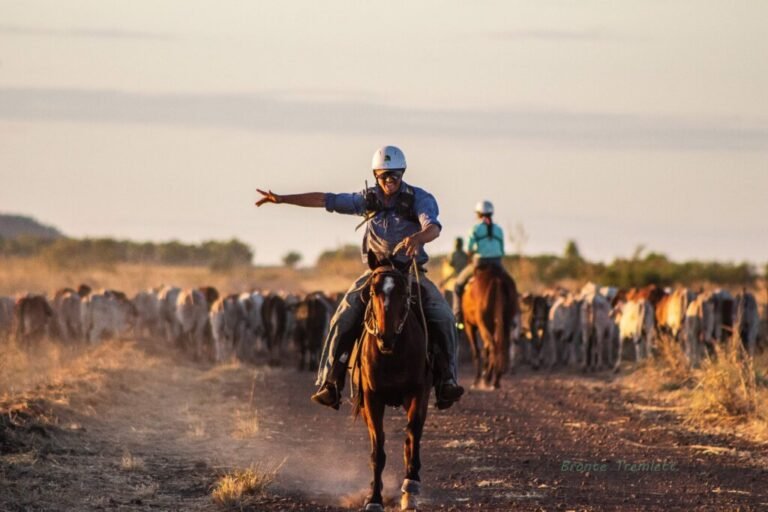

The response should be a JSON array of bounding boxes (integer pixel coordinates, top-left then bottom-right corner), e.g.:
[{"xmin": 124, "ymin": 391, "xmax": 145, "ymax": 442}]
[
  {"xmin": 311, "ymin": 383, "xmax": 341, "ymax": 410},
  {"xmin": 453, "ymin": 311, "xmax": 464, "ymax": 330},
  {"xmin": 435, "ymin": 380, "xmax": 464, "ymax": 408}
]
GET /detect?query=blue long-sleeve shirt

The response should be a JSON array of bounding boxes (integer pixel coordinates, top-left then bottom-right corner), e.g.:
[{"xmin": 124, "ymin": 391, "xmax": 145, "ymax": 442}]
[{"xmin": 324, "ymin": 182, "xmax": 442, "ymax": 266}]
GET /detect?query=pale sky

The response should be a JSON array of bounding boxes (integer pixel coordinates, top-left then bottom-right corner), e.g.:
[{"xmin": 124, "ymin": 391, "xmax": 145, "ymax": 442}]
[{"xmin": 1, "ymin": 1, "xmax": 766, "ymax": 266}]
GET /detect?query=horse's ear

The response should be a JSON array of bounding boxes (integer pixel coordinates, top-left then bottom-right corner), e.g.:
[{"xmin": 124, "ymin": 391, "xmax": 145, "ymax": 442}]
[{"xmin": 367, "ymin": 250, "xmax": 380, "ymax": 270}]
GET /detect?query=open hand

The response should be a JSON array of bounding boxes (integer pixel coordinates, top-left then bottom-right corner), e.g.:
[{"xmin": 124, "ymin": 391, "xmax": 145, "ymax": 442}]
[{"xmin": 255, "ymin": 189, "xmax": 281, "ymax": 207}]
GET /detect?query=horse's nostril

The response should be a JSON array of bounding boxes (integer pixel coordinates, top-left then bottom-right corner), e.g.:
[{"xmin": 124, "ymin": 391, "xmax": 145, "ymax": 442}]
[{"xmin": 378, "ymin": 337, "xmax": 396, "ymax": 354}]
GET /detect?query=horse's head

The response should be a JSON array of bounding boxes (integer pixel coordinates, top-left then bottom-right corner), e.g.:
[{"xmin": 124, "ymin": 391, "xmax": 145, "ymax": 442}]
[{"xmin": 365, "ymin": 258, "xmax": 413, "ymax": 355}]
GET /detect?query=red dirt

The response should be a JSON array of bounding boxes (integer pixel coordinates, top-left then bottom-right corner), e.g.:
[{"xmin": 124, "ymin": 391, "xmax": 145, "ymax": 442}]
[{"xmin": 1, "ymin": 339, "xmax": 767, "ymax": 511}]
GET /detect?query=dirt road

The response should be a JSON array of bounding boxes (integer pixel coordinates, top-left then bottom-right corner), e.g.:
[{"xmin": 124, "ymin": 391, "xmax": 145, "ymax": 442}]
[{"xmin": 2, "ymin": 340, "xmax": 767, "ymax": 511}]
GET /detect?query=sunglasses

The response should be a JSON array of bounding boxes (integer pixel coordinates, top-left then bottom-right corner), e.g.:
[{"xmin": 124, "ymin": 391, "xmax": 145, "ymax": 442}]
[{"xmin": 374, "ymin": 171, "xmax": 403, "ymax": 182}]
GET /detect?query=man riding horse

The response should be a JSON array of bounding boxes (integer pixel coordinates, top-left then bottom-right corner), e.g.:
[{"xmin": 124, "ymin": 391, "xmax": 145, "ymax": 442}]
[
  {"xmin": 256, "ymin": 145, "xmax": 465, "ymax": 410},
  {"xmin": 452, "ymin": 200, "xmax": 508, "ymax": 326}
]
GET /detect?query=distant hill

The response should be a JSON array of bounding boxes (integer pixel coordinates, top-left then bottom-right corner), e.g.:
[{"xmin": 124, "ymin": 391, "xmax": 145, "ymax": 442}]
[{"xmin": 0, "ymin": 213, "xmax": 63, "ymax": 240}]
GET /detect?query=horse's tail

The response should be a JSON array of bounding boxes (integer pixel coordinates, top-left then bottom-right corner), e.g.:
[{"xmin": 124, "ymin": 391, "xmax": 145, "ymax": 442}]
[
  {"xmin": 493, "ymin": 277, "xmax": 511, "ymax": 375},
  {"xmin": 351, "ymin": 345, "xmax": 364, "ymax": 420},
  {"xmin": 352, "ymin": 391, "xmax": 363, "ymax": 420}
]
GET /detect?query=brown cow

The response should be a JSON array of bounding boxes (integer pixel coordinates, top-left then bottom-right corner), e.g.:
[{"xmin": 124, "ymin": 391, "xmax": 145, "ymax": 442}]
[
  {"xmin": 261, "ymin": 292, "xmax": 287, "ymax": 365},
  {"xmin": 293, "ymin": 292, "xmax": 334, "ymax": 371},
  {"xmin": 656, "ymin": 288, "xmax": 695, "ymax": 340},
  {"xmin": 15, "ymin": 294, "xmax": 54, "ymax": 347},
  {"xmin": 518, "ymin": 293, "xmax": 551, "ymax": 370}
]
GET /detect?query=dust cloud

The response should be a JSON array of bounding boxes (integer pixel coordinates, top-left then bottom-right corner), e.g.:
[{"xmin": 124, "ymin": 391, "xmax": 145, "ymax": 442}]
[{"xmin": 0, "ymin": 336, "xmax": 411, "ymax": 509}]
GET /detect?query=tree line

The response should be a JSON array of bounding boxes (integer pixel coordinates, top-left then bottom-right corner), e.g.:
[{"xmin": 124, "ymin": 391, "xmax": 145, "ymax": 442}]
[
  {"xmin": 0, "ymin": 236, "xmax": 253, "ymax": 271},
  {"xmin": 317, "ymin": 241, "xmax": 763, "ymax": 288},
  {"xmin": 511, "ymin": 241, "xmax": 759, "ymax": 288},
  {"xmin": 1, "ymin": 235, "xmax": 762, "ymax": 287}
]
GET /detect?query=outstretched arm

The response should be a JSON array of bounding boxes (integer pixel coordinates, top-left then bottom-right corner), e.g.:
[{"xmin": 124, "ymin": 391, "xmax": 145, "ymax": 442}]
[{"xmin": 255, "ymin": 189, "xmax": 326, "ymax": 208}]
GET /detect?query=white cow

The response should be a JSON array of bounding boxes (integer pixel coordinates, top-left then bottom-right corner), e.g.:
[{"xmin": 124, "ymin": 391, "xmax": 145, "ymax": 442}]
[
  {"xmin": 548, "ymin": 292, "xmax": 581, "ymax": 367},
  {"xmin": 133, "ymin": 288, "xmax": 162, "ymax": 339},
  {"xmin": 238, "ymin": 291, "xmax": 265, "ymax": 359},
  {"xmin": 176, "ymin": 288, "xmax": 210, "ymax": 360},
  {"xmin": 81, "ymin": 290, "xmax": 137, "ymax": 345},
  {"xmin": 579, "ymin": 283, "xmax": 613, "ymax": 372},
  {"xmin": 210, "ymin": 294, "xmax": 247, "ymax": 362},
  {"xmin": 53, "ymin": 288, "xmax": 84, "ymax": 343},
  {"xmin": 157, "ymin": 285, "xmax": 182, "ymax": 344},
  {"xmin": 615, "ymin": 298, "xmax": 655, "ymax": 372},
  {"xmin": 684, "ymin": 292, "xmax": 717, "ymax": 367}
]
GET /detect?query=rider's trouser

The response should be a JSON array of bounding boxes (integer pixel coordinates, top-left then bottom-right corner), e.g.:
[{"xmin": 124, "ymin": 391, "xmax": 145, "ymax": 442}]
[{"xmin": 316, "ymin": 269, "xmax": 460, "ymax": 388}]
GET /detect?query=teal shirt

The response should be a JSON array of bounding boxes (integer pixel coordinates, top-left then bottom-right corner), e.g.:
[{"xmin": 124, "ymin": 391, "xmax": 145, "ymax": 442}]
[{"xmin": 467, "ymin": 222, "xmax": 504, "ymax": 259}]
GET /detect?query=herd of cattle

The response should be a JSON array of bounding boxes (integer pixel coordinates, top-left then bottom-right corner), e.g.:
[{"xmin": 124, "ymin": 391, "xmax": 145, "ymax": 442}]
[
  {"xmin": 0, "ymin": 284, "xmax": 340, "ymax": 370},
  {"xmin": 515, "ymin": 283, "xmax": 764, "ymax": 372},
  {"xmin": 1, "ymin": 280, "xmax": 764, "ymax": 375}
]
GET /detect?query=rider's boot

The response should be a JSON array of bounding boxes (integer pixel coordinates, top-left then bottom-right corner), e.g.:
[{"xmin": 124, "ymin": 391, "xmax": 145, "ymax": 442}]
[
  {"xmin": 311, "ymin": 360, "xmax": 347, "ymax": 410},
  {"xmin": 432, "ymin": 328, "xmax": 465, "ymax": 409}
]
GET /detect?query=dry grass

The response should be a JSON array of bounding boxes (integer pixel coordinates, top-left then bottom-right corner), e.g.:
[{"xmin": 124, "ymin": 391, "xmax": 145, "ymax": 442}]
[
  {"xmin": 690, "ymin": 337, "xmax": 758, "ymax": 419},
  {"xmin": 232, "ymin": 409, "xmax": 260, "ymax": 439},
  {"xmin": 654, "ymin": 333, "xmax": 693, "ymax": 387},
  {"xmin": 0, "ymin": 257, "xmax": 355, "ymax": 296},
  {"xmin": 132, "ymin": 482, "xmax": 160, "ymax": 500},
  {"xmin": 186, "ymin": 421, "xmax": 207, "ymax": 439},
  {"xmin": 211, "ymin": 461, "xmax": 284, "ymax": 508},
  {"xmin": 624, "ymin": 330, "xmax": 768, "ymax": 443},
  {"xmin": 0, "ymin": 338, "xmax": 158, "ymax": 402},
  {"xmin": 120, "ymin": 450, "xmax": 145, "ymax": 472}
]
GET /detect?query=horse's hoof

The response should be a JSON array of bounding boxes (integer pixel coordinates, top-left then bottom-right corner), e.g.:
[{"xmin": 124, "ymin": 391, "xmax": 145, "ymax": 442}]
[
  {"xmin": 401, "ymin": 478, "xmax": 421, "ymax": 494},
  {"xmin": 401, "ymin": 492, "xmax": 418, "ymax": 511},
  {"xmin": 364, "ymin": 502, "xmax": 384, "ymax": 512}
]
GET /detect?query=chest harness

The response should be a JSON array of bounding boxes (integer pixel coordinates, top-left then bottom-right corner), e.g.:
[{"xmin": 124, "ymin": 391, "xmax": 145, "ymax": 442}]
[
  {"xmin": 475, "ymin": 220, "xmax": 504, "ymax": 250},
  {"xmin": 355, "ymin": 184, "xmax": 418, "ymax": 231}
]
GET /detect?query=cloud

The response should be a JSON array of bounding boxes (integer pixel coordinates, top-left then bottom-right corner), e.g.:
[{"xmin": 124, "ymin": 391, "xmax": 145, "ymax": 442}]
[
  {"xmin": 0, "ymin": 87, "xmax": 765, "ymax": 152},
  {"xmin": 0, "ymin": 24, "xmax": 174, "ymax": 41}
]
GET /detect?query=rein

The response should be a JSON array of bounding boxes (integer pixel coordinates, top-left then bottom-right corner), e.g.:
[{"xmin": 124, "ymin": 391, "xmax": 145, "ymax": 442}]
[
  {"xmin": 363, "ymin": 260, "xmax": 430, "ymax": 363},
  {"xmin": 363, "ymin": 266, "xmax": 414, "ymax": 339}
]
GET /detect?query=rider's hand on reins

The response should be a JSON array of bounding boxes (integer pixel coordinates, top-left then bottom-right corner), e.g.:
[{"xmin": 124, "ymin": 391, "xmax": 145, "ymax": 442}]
[
  {"xmin": 394, "ymin": 236, "xmax": 423, "ymax": 259},
  {"xmin": 255, "ymin": 189, "xmax": 281, "ymax": 207}
]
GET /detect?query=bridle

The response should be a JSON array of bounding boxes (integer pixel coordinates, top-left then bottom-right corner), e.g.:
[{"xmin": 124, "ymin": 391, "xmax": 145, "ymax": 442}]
[{"xmin": 363, "ymin": 265, "xmax": 415, "ymax": 341}]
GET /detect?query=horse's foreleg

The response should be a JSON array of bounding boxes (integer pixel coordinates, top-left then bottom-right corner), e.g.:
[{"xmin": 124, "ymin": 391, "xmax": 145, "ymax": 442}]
[
  {"xmin": 401, "ymin": 393, "xmax": 427, "ymax": 511},
  {"xmin": 482, "ymin": 344, "xmax": 493, "ymax": 387},
  {"xmin": 364, "ymin": 392, "xmax": 386, "ymax": 509}
]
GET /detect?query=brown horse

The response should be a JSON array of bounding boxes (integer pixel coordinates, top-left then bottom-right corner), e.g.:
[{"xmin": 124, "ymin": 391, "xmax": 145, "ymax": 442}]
[
  {"xmin": 462, "ymin": 263, "xmax": 519, "ymax": 389},
  {"xmin": 354, "ymin": 255, "xmax": 431, "ymax": 512}
]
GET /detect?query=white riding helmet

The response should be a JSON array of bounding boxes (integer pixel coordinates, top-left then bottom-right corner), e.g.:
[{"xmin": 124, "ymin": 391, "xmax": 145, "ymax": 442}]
[
  {"xmin": 475, "ymin": 200, "xmax": 494, "ymax": 215},
  {"xmin": 371, "ymin": 145, "xmax": 407, "ymax": 172}
]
